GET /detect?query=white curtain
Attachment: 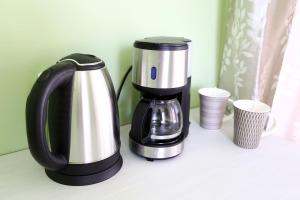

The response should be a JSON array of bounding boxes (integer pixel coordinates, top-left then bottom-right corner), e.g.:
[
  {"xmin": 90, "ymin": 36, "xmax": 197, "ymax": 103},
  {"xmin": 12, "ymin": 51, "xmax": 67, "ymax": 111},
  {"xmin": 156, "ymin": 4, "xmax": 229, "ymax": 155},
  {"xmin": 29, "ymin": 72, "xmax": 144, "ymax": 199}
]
[
  {"xmin": 272, "ymin": 1, "xmax": 300, "ymax": 143},
  {"xmin": 257, "ymin": 0, "xmax": 298, "ymax": 105},
  {"xmin": 219, "ymin": 0, "xmax": 300, "ymax": 142},
  {"xmin": 219, "ymin": 0, "xmax": 297, "ymax": 104}
]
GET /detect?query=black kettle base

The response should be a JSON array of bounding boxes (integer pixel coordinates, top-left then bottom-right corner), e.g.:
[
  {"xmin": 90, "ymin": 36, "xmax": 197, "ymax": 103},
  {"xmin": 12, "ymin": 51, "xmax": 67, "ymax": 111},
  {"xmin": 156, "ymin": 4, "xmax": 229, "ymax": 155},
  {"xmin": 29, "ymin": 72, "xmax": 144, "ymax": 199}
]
[{"xmin": 45, "ymin": 156, "xmax": 123, "ymax": 186}]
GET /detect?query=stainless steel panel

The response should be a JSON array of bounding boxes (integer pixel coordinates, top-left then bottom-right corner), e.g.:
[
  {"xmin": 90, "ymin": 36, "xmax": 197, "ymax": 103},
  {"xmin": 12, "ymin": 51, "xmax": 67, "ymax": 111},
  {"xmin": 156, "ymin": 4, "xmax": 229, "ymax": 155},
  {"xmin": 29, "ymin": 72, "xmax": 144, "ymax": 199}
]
[
  {"xmin": 69, "ymin": 67, "xmax": 118, "ymax": 164},
  {"xmin": 130, "ymin": 139, "xmax": 184, "ymax": 159},
  {"xmin": 132, "ymin": 48, "xmax": 188, "ymax": 89},
  {"xmin": 186, "ymin": 41, "xmax": 192, "ymax": 77}
]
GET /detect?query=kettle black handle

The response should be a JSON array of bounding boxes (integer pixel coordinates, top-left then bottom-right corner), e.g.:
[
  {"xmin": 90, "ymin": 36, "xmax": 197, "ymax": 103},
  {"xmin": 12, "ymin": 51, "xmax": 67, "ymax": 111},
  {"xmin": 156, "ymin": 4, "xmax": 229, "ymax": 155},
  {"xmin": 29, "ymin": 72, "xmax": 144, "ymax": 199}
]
[
  {"xmin": 26, "ymin": 62, "xmax": 75, "ymax": 171},
  {"xmin": 131, "ymin": 99, "xmax": 152, "ymax": 144}
]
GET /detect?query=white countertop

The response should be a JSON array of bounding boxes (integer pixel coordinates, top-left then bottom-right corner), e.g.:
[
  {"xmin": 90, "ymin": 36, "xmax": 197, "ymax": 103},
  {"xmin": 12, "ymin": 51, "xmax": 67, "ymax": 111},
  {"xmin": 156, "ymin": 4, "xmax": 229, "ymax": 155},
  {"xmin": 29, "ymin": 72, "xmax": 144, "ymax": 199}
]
[{"xmin": 1, "ymin": 108, "xmax": 300, "ymax": 200}]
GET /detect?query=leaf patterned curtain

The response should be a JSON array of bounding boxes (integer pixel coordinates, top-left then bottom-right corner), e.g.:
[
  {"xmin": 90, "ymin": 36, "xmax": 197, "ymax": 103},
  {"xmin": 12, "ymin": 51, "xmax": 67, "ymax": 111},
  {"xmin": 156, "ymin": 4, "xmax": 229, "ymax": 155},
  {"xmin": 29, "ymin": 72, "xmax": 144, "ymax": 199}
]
[{"xmin": 219, "ymin": 0, "xmax": 298, "ymax": 105}]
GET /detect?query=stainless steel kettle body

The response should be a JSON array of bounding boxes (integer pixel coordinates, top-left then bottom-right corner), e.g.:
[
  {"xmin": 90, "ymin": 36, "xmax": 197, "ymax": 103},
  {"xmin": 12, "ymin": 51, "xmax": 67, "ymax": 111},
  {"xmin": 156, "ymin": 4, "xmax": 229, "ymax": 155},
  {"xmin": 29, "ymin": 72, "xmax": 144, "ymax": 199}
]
[
  {"xmin": 26, "ymin": 54, "xmax": 122, "ymax": 186},
  {"xmin": 69, "ymin": 67, "xmax": 119, "ymax": 164}
]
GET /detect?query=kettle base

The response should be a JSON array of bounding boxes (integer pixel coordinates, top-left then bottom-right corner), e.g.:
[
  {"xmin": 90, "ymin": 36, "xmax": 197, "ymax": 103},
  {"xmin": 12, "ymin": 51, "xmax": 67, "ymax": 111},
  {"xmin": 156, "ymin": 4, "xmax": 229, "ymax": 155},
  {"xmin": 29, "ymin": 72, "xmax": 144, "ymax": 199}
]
[{"xmin": 45, "ymin": 155, "xmax": 123, "ymax": 186}]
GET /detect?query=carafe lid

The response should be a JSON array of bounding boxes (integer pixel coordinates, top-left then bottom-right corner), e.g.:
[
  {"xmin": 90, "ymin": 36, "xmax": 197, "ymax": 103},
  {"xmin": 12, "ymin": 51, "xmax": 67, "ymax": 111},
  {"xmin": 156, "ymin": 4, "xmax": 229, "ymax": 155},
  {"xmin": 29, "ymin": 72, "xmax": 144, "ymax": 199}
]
[{"xmin": 58, "ymin": 53, "xmax": 105, "ymax": 71}]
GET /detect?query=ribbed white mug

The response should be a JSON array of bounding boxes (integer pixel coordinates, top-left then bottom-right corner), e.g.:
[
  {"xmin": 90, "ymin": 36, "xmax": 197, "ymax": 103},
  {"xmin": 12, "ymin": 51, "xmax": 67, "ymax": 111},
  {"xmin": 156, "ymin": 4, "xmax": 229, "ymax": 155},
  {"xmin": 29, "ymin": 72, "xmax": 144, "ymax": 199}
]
[{"xmin": 198, "ymin": 88, "xmax": 231, "ymax": 130}]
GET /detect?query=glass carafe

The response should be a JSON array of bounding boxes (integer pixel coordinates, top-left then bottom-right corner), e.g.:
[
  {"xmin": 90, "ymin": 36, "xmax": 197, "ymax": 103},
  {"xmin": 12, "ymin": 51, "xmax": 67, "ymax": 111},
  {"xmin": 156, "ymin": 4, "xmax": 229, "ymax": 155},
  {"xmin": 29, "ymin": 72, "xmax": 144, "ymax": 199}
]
[{"xmin": 149, "ymin": 99, "xmax": 183, "ymax": 140}]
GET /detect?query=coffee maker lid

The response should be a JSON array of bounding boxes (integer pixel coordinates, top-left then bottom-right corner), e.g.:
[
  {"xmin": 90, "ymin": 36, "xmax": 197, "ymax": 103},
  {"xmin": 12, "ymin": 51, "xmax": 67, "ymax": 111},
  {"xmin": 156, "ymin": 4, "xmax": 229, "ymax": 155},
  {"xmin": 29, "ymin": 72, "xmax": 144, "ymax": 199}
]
[
  {"xmin": 58, "ymin": 53, "xmax": 105, "ymax": 71},
  {"xmin": 154, "ymin": 36, "xmax": 191, "ymax": 43},
  {"xmin": 134, "ymin": 36, "xmax": 188, "ymax": 51}
]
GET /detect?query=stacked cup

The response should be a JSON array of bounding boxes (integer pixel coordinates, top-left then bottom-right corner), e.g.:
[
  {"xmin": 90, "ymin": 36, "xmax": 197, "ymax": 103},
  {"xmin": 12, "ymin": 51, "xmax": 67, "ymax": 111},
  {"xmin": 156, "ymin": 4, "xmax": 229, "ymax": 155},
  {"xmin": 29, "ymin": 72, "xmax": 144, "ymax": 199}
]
[{"xmin": 198, "ymin": 88, "xmax": 231, "ymax": 130}]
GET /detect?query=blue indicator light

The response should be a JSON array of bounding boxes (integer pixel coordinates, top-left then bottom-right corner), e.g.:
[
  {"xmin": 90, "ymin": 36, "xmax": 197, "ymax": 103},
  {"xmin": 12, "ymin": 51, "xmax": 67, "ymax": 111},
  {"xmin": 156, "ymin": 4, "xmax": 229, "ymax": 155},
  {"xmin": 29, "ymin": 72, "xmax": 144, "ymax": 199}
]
[{"xmin": 151, "ymin": 66, "xmax": 157, "ymax": 80}]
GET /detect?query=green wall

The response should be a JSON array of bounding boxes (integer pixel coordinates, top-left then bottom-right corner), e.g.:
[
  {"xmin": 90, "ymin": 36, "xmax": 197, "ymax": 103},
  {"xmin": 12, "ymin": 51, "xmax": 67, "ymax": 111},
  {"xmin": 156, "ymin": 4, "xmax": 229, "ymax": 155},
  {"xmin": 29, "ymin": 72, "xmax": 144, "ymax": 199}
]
[{"xmin": 0, "ymin": 0, "xmax": 224, "ymax": 155}]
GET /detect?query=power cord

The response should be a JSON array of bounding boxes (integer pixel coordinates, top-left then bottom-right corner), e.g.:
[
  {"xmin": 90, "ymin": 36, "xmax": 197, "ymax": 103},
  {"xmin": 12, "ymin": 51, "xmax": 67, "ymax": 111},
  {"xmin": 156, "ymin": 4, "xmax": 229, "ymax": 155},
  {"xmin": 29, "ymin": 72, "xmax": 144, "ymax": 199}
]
[{"xmin": 117, "ymin": 65, "xmax": 133, "ymax": 101}]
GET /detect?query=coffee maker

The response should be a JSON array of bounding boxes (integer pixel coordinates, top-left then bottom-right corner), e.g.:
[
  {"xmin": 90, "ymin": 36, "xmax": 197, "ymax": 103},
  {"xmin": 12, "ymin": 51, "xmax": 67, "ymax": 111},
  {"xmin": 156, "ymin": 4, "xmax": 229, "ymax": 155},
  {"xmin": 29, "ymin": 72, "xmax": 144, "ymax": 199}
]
[{"xmin": 129, "ymin": 36, "xmax": 191, "ymax": 160}]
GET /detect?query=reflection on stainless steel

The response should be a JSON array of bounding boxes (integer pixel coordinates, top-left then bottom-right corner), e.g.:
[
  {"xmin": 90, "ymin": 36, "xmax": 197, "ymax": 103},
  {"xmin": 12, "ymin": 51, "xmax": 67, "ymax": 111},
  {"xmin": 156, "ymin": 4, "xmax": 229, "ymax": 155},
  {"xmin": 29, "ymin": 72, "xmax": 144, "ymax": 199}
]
[
  {"xmin": 69, "ymin": 67, "xmax": 118, "ymax": 164},
  {"xmin": 130, "ymin": 138, "xmax": 184, "ymax": 159},
  {"xmin": 132, "ymin": 48, "xmax": 188, "ymax": 88},
  {"xmin": 186, "ymin": 41, "xmax": 192, "ymax": 77}
]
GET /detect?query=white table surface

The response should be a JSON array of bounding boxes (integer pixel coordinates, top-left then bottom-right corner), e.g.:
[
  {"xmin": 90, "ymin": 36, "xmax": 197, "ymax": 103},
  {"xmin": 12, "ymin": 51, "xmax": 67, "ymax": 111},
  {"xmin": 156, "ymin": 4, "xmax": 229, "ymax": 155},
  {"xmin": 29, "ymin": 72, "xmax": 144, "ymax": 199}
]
[{"xmin": 1, "ymin": 108, "xmax": 300, "ymax": 200}]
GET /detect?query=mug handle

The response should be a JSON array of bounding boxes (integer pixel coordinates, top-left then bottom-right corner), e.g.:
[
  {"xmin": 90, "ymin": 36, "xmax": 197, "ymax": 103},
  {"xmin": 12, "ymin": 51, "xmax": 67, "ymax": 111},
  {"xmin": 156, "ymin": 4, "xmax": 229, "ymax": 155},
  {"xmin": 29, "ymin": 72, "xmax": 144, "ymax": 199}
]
[
  {"xmin": 228, "ymin": 98, "xmax": 234, "ymax": 105},
  {"xmin": 264, "ymin": 113, "xmax": 276, "ymax": 132},
  {"xmin": 224, "ymin": 98, "xmax": 235, "ymax": 120}
]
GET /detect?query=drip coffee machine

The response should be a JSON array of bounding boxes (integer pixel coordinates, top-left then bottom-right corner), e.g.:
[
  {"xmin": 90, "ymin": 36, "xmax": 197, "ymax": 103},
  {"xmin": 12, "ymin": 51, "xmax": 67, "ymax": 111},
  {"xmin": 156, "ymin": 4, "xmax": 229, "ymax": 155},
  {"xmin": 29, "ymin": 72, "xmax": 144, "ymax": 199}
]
[{"xmin": 129, "ymin": 36, "xmax": 191, "ymax": 160}]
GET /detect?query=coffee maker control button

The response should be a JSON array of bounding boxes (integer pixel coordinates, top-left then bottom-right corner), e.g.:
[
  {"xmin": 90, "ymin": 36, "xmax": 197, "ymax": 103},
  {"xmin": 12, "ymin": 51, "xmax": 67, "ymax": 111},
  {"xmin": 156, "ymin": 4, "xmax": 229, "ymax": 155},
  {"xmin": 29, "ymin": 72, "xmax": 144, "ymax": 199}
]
[{"xmin": 151, "ymin": 66, "xmax": 157, "ymax": 80}]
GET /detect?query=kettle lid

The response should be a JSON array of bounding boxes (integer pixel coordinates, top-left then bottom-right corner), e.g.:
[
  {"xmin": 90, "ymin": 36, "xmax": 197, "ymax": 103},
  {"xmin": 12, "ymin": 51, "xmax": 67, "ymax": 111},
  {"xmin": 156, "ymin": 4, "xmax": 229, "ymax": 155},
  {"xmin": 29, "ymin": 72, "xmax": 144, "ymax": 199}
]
[{"xmin": 58, "ymin": 53, "xmax": 105, "ymax": 71}]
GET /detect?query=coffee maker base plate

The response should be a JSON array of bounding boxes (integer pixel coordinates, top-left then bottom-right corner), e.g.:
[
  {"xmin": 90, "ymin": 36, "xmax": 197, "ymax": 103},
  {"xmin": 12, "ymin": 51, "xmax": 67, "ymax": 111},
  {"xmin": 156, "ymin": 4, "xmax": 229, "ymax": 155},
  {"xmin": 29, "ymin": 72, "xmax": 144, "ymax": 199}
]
[
  {"xmin": 129, "ymin": 139, "xmax": 184, "ymax": 160},
  {"xmin": 45, "ymin": 155, "xmax": 123, "ymax": 186}
]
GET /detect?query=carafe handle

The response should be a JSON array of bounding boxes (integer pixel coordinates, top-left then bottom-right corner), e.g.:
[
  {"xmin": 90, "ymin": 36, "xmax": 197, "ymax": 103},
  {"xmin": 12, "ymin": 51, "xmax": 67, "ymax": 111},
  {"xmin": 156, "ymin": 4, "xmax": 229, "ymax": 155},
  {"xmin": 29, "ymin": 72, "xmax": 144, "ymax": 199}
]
[
  {"xmin": 131, "ymin": 99, "xmax": 152, "ymax": 144},
  {"xmin": 26, "ymin": 62, "xmax": 75, "ymax": 171}
]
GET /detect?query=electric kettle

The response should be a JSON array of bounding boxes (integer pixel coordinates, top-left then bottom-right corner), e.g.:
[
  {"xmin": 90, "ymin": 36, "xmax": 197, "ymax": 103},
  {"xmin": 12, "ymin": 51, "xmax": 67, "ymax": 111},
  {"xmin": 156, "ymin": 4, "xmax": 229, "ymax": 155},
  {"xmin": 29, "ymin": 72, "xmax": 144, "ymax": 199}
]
[{"xmin": 26, "ymin": 53, "xmax": 122, "ymax": 186}]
